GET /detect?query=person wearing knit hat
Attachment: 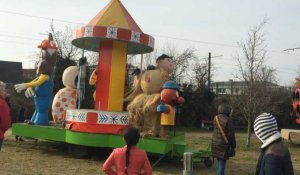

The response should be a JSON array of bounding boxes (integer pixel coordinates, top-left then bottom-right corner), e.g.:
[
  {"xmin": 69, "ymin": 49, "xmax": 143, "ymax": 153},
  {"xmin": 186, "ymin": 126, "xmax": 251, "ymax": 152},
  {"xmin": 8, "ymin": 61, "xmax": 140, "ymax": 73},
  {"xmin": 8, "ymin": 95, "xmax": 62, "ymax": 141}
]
[{"xmin": 254, "ymin": 113, "xmax": 294, "ymax": 175}]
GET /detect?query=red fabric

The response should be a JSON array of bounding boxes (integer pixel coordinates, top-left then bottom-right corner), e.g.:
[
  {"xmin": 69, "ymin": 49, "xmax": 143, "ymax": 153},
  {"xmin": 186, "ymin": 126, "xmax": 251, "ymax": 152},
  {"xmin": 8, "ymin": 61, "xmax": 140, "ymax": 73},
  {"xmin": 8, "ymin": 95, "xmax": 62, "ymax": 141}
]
[
  {"xmin": 0, "ymin": 97, "xmax": 10, "ymax": 139},
  {"xmin": 102, "ymin": 146, "xmax": 152, "ymax": 175},
  {"xmin": 86, "ymin": 112, "xmax": 98, "ymax": 123},
  {"xmin": 95, "ymin": 40, "xmax": 113, "ymax": 110},
  {"xmin": 65, "ymin": 122, "xmax": 127, "ymax": 134}
]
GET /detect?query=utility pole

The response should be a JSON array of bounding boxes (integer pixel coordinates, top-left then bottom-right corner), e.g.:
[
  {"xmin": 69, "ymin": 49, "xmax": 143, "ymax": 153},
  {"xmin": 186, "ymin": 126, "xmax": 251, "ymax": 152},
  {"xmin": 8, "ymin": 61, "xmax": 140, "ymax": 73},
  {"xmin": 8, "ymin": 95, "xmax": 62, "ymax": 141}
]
[
  {"xmin": 208, "ymin": 52, "xmax": 211, "ymax": 91},
  {"xmin": 229, "ymin": 79, "xmax": 233, "ymax": 96},
  {"xmin": 206, "ymin": 53, "xmax": 222, "ymax": 91}
]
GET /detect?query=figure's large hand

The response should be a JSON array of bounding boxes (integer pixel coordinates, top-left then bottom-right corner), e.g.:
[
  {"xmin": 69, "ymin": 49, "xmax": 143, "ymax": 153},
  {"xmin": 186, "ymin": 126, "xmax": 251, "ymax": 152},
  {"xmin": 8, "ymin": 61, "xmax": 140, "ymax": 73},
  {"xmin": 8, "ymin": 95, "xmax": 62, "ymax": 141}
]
[
  {"xmin": 14, "ymin": 83, "xmax": 27, "ymax": 93},
  {"xmin": 25, "ymin": 88, "xmax": 35, "ymax": 98}
]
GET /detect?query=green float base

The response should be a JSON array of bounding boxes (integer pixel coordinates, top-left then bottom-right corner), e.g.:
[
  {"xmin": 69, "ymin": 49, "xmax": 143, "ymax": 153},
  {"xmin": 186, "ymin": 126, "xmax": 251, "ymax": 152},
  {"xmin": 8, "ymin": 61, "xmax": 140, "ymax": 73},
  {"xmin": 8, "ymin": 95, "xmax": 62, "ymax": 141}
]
[
  {"xmin": 12, "ymin": 123, "xmax": 212, "ymax": 167},
  {"xmin": 12, "ymin": 123, "xmax": 186, "ymax": 156}
]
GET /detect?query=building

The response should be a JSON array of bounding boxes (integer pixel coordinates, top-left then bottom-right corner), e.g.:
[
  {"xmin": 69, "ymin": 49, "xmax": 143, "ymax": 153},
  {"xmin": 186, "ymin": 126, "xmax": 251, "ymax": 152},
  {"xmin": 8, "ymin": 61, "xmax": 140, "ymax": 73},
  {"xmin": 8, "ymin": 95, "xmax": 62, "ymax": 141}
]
[
  {"xmin": 22, "ymin": 69, "xmax": 36, "ymax": 82},
  {"xmin": 211, "ymin": 80, "xmax": 280, "ymax": 95},
  {"xmin": 0, "ymin": 60, "xmax": 23, "ymax": 84}
]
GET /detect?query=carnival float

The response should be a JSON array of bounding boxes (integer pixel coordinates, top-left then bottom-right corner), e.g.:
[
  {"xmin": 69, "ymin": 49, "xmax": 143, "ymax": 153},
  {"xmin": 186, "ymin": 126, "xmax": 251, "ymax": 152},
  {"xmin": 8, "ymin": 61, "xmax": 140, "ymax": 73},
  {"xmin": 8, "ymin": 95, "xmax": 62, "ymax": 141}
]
[
  {"xmin": 12, "ymin": 0, "xmax": 212, "ymax": 167},
  {"xmin": 281, "ymin": 77, "xmax": 300, "ymax": 143}
]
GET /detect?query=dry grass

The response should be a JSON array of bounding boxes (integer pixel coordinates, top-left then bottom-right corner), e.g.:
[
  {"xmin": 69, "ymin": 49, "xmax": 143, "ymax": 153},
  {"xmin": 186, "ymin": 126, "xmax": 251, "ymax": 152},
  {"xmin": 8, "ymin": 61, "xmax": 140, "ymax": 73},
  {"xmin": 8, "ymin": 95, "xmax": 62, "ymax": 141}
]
[{"xmin": 0, "ymin": 128, "xmax": 299, "ymax": 175}]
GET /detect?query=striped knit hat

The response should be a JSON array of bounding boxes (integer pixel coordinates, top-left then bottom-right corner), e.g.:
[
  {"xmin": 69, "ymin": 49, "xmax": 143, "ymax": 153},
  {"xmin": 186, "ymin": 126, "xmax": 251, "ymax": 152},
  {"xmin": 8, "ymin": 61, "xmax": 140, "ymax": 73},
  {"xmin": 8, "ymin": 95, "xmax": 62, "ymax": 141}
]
[{"xmin": 254, "ymin": 113, "xmax": 281, "ymax": 149}]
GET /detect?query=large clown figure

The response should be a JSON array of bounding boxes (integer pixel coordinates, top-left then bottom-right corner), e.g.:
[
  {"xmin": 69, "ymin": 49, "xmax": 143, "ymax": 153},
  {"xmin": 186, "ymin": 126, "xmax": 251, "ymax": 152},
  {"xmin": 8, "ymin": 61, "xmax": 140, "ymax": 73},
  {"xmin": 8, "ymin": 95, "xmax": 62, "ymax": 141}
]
[
  {"xmin": 15, "ymin": 33, "xmax": 57, "ymax": 125},
  {"xmin": 157, "ymin": 81, "xmax": 184, "ymax": 139}
]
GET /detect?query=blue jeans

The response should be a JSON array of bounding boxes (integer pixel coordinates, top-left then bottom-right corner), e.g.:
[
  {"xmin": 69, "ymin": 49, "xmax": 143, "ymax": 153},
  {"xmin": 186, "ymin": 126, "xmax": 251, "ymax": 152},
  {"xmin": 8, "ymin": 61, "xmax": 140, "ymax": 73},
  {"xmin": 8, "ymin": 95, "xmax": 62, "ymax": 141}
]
[{"xmin": 217, "ymin": 158, "xmax": 226, "ymax": 175}]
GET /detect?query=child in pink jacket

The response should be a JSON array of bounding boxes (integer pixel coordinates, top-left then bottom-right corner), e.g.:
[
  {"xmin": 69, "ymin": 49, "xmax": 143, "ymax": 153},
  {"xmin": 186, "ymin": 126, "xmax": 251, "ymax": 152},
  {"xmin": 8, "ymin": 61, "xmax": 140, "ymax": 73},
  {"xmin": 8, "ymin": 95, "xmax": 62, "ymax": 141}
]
[{"xmin": 102, "ymin": 127, "xmax": 152, "ymax": 175}]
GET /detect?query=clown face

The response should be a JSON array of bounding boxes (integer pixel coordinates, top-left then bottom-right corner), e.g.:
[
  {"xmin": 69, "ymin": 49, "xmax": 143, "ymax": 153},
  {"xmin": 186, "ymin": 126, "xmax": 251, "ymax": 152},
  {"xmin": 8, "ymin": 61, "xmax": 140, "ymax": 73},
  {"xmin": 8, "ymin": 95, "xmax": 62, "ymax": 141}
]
[{"xmin": 161, "ymin": 88, "xmax": 184, "ymax": 105}]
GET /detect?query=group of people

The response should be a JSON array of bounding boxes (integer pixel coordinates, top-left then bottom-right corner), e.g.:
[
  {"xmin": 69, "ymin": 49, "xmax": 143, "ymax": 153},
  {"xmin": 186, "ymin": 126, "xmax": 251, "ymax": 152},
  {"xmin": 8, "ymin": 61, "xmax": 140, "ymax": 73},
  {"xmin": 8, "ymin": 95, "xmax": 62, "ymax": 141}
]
[
  {"xmin": 100, "ymin": 103, "xmax": 294, "ymax": 175},
  {"xmin": 212, "ymin": 103, "xmax": 294, "ymax": 175}
]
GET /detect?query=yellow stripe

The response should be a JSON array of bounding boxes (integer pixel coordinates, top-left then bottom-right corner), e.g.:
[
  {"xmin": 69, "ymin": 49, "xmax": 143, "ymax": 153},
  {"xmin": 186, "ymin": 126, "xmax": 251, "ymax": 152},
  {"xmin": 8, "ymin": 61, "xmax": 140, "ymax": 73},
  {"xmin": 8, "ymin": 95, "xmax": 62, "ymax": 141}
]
[
  {"xmin": 96, "ymin": 0, "xmax": 129, "ymax": 29},
  {"xmin": 107, "ymin": 41, "xmax": 127, "ymax": 111}
]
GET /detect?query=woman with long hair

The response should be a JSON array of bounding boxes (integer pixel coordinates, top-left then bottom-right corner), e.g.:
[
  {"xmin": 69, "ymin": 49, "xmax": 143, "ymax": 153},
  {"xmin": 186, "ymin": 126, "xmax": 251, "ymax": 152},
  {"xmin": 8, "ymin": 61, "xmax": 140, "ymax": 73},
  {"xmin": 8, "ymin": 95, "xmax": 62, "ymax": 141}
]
[{"xmin": 102, "ymin": 127, "xmax": 152, "ymax": 175}]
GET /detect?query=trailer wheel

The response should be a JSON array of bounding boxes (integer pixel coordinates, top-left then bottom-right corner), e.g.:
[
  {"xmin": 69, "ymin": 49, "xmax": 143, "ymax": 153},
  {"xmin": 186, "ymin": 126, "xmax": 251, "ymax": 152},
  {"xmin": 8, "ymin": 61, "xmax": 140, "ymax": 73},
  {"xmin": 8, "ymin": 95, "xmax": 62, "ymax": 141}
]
[
  {"xmin": 204, "ymin": 159, "xmax": 213, "ymax": 168},
  {"xmin": 68, "ymin": 144, "xmax": 89, "ymax": 158}
]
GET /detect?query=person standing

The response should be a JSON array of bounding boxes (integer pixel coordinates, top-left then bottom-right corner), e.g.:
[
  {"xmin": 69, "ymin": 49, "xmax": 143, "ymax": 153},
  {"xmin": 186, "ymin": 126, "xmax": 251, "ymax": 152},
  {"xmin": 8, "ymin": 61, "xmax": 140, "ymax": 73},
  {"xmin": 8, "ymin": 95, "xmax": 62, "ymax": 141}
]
[
  {"xmin": 15, "ymin": 105, "xmax": 26, "ymax": 141},
  {"xmin": 254, "ymin": 113, "xmax": 294, "ymax": 175},
  {"xmin": 0, "ymin": 81, "xmax": 11, "ymax": 150},
  {"xmin": 212, "ymin": 103, "xmax": 236, "ymax": 175},
  {"xmin": 102, "ymin": 127, "xmax": 152, "ymax": 175}
]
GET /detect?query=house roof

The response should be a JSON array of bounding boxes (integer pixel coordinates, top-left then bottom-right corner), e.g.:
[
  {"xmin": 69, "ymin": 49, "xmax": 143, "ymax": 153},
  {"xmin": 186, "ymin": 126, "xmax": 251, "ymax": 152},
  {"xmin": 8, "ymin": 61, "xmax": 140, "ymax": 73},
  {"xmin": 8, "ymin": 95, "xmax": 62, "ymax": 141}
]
[
  {"xmin": 0, "ymin": 60, "xmax": 23, "ymax": 84},
  {"xmin": 211, "ymin": 80, "xmax": 280, "ymax": 88}
]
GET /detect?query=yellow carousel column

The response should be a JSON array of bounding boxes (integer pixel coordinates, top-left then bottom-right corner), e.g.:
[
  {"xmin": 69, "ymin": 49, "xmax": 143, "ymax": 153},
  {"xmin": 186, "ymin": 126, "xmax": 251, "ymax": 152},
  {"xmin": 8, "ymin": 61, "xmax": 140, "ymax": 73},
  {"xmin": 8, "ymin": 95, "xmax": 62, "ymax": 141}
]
[{"xmin": 108, "ymin": 41, "xmax": 127, "ymax": 111}]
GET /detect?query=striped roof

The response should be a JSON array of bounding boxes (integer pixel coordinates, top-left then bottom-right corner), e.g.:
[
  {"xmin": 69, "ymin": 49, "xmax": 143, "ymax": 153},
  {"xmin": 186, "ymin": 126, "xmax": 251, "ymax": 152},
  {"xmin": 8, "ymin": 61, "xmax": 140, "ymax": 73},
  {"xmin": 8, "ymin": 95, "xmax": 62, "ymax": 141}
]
[
  {"xmin": 87, "ymin": 0, "xmax": 142, "ymax": 32},
  {"xmin": 72, "ymin": 0, "xmax": 154, "ymax": 54}
]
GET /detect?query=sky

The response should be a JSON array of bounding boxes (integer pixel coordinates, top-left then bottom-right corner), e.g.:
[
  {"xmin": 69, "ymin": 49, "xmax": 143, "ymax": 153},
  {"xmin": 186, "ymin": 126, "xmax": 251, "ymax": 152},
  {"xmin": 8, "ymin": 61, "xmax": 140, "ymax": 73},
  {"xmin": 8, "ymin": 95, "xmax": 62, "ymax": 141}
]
[{"xmin": 0, "ymin": 0, "xmax": 300, "ymax": 86}]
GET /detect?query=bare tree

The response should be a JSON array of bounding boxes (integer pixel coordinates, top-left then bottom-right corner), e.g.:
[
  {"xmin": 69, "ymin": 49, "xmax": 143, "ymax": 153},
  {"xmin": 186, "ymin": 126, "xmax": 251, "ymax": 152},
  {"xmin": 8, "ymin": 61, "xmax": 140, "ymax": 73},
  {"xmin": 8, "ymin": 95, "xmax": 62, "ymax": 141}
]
[
  {"xmin": 50, "ymin": 23, "xmax": 80, "ymax": 60},
  {"xmin": 50, "ymin": 22, "xmax": 100, "ymax": 65},
  {"xmin": 234, "ymin": 19, "xmax": 278, "ymax": 147},
  {"xmin": 127, "ymin": 51, "xmax": 157, "ymax": 71},
  {"xmin": 191, "ymin": 57, "xmax": 210, "ymax": 88},
  {"xmin": 162, "ymin": 44, "xmax": 196, "ymax": 84}
]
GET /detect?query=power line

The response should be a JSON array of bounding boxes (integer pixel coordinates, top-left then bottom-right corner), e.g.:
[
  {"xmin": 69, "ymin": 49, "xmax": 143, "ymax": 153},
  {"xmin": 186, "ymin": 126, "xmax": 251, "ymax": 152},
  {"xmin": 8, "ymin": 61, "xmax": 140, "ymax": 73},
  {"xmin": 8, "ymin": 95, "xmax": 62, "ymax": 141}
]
[
  {"xmin": 0, "ymin": 9, "xmax": 84, "ymax": 25},
  {"xmin": 0, "ymin": 39, "xmax": 36, "ymax": 45},
  {"xmin": 156, "ymin": 34, "xmax": 300, "ymax": 57},
  {"xmin": 0, "ymin": 34, "xmax": 40, "ymax": 41},
  {"xmin": 1, "ymin": 9, "xmax": 300, "ymax": 57},
  {"xmin": 154, "ymin": 34, "xmax": 238, "ymax": 48}
]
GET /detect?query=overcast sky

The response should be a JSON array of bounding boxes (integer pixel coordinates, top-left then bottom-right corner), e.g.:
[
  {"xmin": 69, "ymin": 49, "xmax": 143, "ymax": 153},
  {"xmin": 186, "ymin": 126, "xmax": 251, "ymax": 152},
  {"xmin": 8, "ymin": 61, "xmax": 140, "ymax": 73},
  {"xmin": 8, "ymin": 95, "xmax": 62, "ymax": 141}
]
[{"xmin": 0, "ymin": 0, "xmax": 300, "ymax": 86}]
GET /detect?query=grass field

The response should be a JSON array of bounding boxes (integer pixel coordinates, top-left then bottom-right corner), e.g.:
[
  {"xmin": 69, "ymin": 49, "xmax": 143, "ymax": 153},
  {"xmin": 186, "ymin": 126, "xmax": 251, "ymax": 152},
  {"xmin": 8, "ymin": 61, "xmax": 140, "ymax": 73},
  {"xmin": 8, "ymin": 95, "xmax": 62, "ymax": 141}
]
[{"xmin": 0, "ymin": 128, "xmax": 299, "ymax": 175}]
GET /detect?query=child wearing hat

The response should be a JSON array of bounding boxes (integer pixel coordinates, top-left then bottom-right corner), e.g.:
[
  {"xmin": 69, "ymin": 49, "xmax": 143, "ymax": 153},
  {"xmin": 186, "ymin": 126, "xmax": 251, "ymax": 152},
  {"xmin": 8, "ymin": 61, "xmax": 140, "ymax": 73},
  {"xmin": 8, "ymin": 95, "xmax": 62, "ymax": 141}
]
[{"xmin": 254, "ymin": 113, "xmax": 294, "ymax": 175}]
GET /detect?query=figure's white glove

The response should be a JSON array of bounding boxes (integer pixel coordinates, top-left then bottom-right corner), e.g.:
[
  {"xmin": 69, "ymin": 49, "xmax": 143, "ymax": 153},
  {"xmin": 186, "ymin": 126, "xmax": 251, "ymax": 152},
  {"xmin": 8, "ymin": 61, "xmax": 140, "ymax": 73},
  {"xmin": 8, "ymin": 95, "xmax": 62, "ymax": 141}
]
[
  {"xmin": 14, "ymin": 83, "xmax": 27, "ymax": 93},
  {"xmin": 25, "ymin": 88, "xmax": 35, "ymax": 98}
]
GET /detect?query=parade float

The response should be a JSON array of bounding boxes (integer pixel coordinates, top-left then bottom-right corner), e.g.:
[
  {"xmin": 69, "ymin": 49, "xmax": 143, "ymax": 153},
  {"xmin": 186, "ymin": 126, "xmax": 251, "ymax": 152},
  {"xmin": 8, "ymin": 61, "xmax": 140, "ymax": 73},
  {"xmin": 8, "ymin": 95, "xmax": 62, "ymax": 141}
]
[
  {"xmin": 281, "ymin": 77, "xmax": 300, "ymax": 143},
  {"xmin": 12, "ymin": 0, "xmax": 212, "ymax": 167}
]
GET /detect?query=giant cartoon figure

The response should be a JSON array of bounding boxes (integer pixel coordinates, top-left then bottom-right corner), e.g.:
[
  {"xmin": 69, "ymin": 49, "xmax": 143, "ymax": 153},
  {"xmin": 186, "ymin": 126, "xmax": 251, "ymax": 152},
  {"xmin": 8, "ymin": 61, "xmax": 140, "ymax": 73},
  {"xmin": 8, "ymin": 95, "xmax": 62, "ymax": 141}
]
[
  {"xmin": 52, "ymin": 66, "xmax": 78, "ymax": 123},
  {"xmin": 157, "ymin": 81, "xmax": 184, "ymax": 139},
  {"xmin": 52, "ymin": 57, "xmax": 87, "ymax": 123},
  {"xmin": 125, "ymin": 54, "xmax": 175, "ymax": 137},
  {"xmin": 291, "ymin": 77, "xmax": 300, "ymax": 124},
  {"xmin": 14, "ymin": 33, "xmax": 57, "ymax": 125}
]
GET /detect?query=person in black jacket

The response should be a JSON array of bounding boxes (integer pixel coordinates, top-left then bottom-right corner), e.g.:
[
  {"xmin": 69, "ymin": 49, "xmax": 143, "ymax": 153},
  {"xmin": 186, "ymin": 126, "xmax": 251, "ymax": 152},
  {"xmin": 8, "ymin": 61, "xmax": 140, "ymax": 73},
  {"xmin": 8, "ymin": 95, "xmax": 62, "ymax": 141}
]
[
  {"xmin": 254, "ymin": 113, "xmax": 294, "ymax": 175},
  {"xmin": 211, "ymin": 103, "xmax": 236, "ymax": 175}
]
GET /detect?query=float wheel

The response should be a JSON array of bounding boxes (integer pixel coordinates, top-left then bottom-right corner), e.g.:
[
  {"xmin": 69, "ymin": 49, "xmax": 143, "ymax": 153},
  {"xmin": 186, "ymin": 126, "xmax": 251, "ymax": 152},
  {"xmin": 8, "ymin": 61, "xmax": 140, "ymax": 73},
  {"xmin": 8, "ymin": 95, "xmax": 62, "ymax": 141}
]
[{"xmin": 68, "ymin": 144, "xmax": 89, "ymax": 158}]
